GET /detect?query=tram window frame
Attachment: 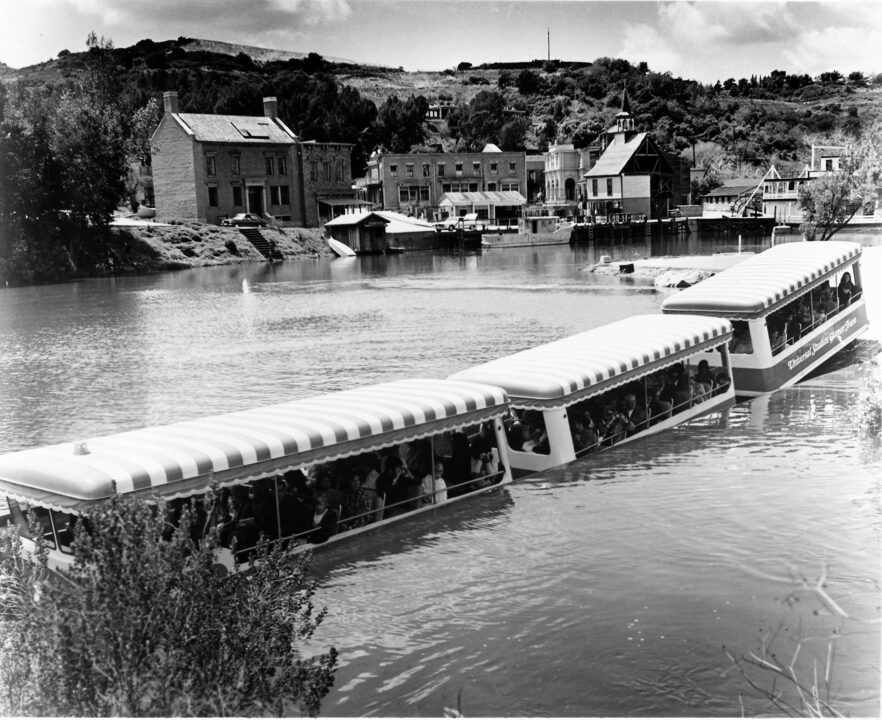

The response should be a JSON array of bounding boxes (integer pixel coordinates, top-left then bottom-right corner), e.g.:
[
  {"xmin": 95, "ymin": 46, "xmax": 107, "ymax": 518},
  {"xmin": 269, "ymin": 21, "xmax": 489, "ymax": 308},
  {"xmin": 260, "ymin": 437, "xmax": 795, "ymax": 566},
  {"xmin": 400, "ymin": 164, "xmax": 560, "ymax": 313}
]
[{"xmin": 7, "ymin": 498, "xmax": 56, "ymax": 549}]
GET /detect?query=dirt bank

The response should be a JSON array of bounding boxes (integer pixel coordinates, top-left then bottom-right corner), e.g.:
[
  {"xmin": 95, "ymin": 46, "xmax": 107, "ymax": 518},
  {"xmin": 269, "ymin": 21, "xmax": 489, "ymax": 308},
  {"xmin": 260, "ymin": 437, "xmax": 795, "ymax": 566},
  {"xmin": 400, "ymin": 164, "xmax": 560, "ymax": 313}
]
[{"xmin": 105, "ymin": 221, "xmax": 333, "ymax": 274}]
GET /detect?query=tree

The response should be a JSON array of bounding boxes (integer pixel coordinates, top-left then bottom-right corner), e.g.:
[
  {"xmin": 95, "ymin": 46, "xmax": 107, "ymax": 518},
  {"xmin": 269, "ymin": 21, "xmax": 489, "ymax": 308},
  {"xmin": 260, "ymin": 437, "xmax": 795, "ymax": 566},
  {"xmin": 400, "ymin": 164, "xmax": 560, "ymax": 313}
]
[
  {"xmin": 799, "ymin": 123, "xmax": 882, "ymax": 241},
  {"xmin": 447, "ymin": 90, "xmax": 506, "ymax": 150},
  {"xmin": 373, "ymin": 94, "xmax": 428, "ymax": 152},
  {"xmin": 0, "ymin": 492, "xmax": 338, "ymax": 716}
]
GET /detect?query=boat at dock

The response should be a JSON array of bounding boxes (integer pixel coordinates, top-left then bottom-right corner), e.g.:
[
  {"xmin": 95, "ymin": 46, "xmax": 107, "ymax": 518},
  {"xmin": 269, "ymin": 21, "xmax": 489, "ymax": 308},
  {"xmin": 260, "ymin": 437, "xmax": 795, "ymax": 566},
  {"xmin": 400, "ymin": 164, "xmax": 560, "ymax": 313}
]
[
  {"xmin": 481, "ymin": 216, "xmax": 573, "ymax": 248},
  {"xmin": 661, "ymin": 241, "xmax": 869, "ymax": 396}
]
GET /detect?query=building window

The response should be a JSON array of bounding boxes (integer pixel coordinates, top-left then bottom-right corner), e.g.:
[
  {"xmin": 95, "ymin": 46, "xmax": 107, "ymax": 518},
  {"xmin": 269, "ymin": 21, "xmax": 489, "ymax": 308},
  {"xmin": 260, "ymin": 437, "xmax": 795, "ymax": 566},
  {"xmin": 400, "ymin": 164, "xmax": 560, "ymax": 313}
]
[
  {"xmin": 232, "ymin": 185, "xmax": 243, "ymax": 206},
  {"xmin": 278, "ymin": 156, "xmax": 287, "ymax": 176},
  {"xmin": 423, "ymin": 163, "xmax": 430, "ymax": 177},
  {"xmin": 265, "ymin": 157, "xmax": 275, "ymax": 176},
  {"xmin": 399, "ymin": 186, "xmax": 410, "ymax": 203},
  {"xmin": 473, "ymin": 161, "xmax": 481, "ymax": 175},
  {"xmin": 438, "ymin": 163, "xmax": 446, "ymax": 176},
  {"xmin": 390, "ymin": 164, "xmax": 398, "ymax": 176},
  {"xmin": 207, "ymin": 186, "xmax": 218, "ymax": 207},
  {"xmin": 230, "ymin": 155, "xmax": 240, "ymax": 176},
  {"xmin": 509, "ymin": 161, "xmax": 516, "ymax": 172},
  {"xmin": 591, "ymin": 179, "xmax": 598, "ymax": 196},
  {"xmin": 501, "ymin": 182, "xmax": 519, "ymax": 192},
  {"xmin": 487, "ymin": 182, "xmax": 497, "ymax": 191},
  {"xmin": 270, "ymin": 186, "xmax": 280, "ymax": 205},
  {"xmin": 455, "ymin": 162, "xmax": 463, "ymax": 174},
  {"xmin": 206, "ymin": 156, "xmax": 216, "ymax": 177},
  {"xmin": 280, "ymin": 185, "xmax": 290, "ymax": 205},
  {"xmin": 419, "ymin": 186, "xmax": 429, "ymax": 202},
  {"xmin": 406, "ymin": 163, "xmax": 414, "ymax": 177},
  {"xmin": 310, "ymin": 162, "xmax": 317, "ymax": 181},
  {"xmin": 336, "ymin": 162, "xmax": 344, "ymax": 181},
  {"xmin": 607, "ymin": 178, "xmax": 613, "ymax": 196},
  {"xmin": 490, "ymin": 162, "xmax": 498, "ymax": 175},
  {"xmin": 442, "ymin": 182, "xmax": 451, "ymax": 193},
  {"xmin": 469, "ymin": 182, "xmax": 478, "ymax": 192},
  {"xmin": 323, "ymin": 162, "xmax": 331, "ymax": 181}
]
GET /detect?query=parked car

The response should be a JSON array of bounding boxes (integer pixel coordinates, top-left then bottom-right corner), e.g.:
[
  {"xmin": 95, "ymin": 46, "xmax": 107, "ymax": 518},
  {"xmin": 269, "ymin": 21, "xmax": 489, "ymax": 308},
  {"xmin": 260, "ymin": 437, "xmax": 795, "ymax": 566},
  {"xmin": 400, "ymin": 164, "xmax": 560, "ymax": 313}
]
[{"xmin": 220, "ymin": 213, "xmax": 266, "ymax": 227}]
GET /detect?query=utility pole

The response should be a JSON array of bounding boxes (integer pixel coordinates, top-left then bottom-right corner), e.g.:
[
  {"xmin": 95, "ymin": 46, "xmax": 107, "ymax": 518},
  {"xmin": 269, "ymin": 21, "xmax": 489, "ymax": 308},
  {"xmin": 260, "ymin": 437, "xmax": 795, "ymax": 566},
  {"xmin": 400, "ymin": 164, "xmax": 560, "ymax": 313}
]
[{"xmin": 547, "ymin": 28, "xmax": 550, "ymax": 61}]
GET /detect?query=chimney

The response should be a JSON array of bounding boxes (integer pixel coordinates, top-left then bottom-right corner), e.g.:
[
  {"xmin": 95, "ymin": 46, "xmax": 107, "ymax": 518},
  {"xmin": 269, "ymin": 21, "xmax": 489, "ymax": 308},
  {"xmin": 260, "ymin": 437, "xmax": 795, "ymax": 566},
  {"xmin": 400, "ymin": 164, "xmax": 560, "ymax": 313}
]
[
  {"xmin": 263, "ymin": 96, "xmax": 278, "ymax": 119},
  {"xmin": 163, "ymin": 91, "xmax": 180, "ymax": 114}
]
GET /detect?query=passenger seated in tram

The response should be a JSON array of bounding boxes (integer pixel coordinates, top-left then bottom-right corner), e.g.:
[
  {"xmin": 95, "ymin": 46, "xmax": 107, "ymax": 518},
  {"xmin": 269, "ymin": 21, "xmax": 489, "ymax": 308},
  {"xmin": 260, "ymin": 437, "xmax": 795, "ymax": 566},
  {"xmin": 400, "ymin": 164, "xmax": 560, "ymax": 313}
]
[
  {"xmin": 729, "ymin": 323, "xmax": 753, "ymax": 354},
  {"xmin": 665, "ymin": 364, "xmax": 692, "ymax": 412},
  {"xmin": 599, "ymin": 402, "xmax": 629, "ymax": 445},
  {"xmin": 377, "ymin": 456, "xmax": 413, "ymax": 518},
  {"xmin": 420, "ymin": 460, "xmax": 448, "ymax": 504},
  {"xmin": 646, "ymin": 372, "xmax": 673, "ymax": 424},
  {"xmin": 838, "ymin": 272, "xmax": 858, "ymax": 308},
  {"xmin": 694, "ymin": 360, "xmax": 716, "ymax": 399},
  {"xmin": 620, "ymin": 392, "xmax": 648, "ymax": 436},
  {"xmin": 570, "ymin": 412, "xmax": 600, "ymax": 452},
  {"xmin": 505, "ymin": 419, "xmax": 525, "ymax": 451},
  {"xmin": 818, "ymin": 285, "xmax": 837, "ymax": 316},
  {"xmin": 767, "ymin": 315, "xmax": 787, "ymax": 355},
  {"xmin": 340, "ymin": 471, "xmax": 373, "ymax": 530},
  {"xmin": 796, "ymin": 300, "xmax": 817, "ymax": 333},
  {"xmin": 520, "ymin": 422, "xmax": 549, "ymax": 454},
  {"xmin": 309, "ymin": 494, "xmax": 338, "ymax": 544},
  {"xmin": 278, "ymin": 471, "xmax": 313, "ymax": 540}
]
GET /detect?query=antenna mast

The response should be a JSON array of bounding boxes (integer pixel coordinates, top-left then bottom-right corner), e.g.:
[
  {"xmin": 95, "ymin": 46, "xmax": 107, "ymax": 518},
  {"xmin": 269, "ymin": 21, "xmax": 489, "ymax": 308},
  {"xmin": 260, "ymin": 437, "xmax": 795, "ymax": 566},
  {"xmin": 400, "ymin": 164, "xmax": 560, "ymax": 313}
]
[{"xmin": 547, "ymin": 28, "xmax": 550, "ymax": 61}]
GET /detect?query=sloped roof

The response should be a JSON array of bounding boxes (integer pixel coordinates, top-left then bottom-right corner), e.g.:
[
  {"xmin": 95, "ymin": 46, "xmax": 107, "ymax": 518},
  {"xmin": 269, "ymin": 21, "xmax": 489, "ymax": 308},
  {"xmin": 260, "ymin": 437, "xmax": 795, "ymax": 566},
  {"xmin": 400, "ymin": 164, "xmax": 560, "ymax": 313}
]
[
  {"xmin": 482, "ymin": 143, "xmax": 503, "ymax": 153},
  {"xmin": 584, "ymin": 132, "xmax": 648, "ymax": 177},
  {"xmin": 173, "ymin": 113, "xmax": 297, "ymax": 144},
  {"xmin": 324, "ymin": 210, "xmax": 434, "ymax": 234},
  {"xmin": 703, "ymin": 184, "xmax": 758, "ymax": 198},
  {"xmin": 438, "ymin": 191, "xmax": 527, "ymax": 206}
]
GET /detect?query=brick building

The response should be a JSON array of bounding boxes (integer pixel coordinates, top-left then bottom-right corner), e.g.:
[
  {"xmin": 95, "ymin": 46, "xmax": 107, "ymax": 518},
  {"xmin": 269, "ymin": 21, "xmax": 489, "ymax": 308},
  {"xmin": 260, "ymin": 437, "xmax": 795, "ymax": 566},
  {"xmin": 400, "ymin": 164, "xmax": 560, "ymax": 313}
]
[
  {"xmin": 362, "ymin": 145, "xmax": 527, "ymax": 221},
  {"xmin": 150, "ymin": 92, "xmax": 355, "ymax": 226}
]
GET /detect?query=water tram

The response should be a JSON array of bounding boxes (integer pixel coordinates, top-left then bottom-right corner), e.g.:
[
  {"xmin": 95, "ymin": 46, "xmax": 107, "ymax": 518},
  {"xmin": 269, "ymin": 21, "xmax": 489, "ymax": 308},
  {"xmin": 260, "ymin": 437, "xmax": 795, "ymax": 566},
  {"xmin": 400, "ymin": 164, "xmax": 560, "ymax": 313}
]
[
  {"xmin": 448, "ymin": 314, "xmax": 736, "ymax": 477},
  {"xmin": 0, "ymin": 379, "xmax": 513, "ymax": 572},
  {"xmin": 660, "ymin": 241, "xmax": 868, "ymax": 397}
]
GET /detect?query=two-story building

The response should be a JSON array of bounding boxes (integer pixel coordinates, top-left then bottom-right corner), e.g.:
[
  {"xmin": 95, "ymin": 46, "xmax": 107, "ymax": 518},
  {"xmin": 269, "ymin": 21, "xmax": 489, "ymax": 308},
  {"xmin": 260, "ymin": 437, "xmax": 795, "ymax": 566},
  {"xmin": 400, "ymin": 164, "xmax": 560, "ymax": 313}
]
[
  {"xmin": 362, "ymin": 145, "xmax": 527, "ymax": 221},
  {"xmin": 544, "ymin": 144, "xmax": 582, "ymax": 207},
  {"xmin": 583, "ymin": 89, "xmax": 676, "ymax": 220},
  {"xmin": 151, "ymin": 92, "xmax": 356, "ymax": 226},
  {"xmin": 762, "ymin": 146, "xmax": 850, "ymax": 223}
]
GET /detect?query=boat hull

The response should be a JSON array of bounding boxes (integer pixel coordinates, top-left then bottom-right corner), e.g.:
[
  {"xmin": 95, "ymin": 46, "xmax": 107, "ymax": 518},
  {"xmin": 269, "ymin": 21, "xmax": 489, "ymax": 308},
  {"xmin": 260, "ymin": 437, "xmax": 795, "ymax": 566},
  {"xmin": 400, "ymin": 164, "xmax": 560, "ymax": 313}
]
[
  {"xmin": 732, "ymin": 301, "xmax": 868, "ymax": 396},
  {"xmin": 481, "ymin": 231, "xmax": 571, "ymax": 248}
]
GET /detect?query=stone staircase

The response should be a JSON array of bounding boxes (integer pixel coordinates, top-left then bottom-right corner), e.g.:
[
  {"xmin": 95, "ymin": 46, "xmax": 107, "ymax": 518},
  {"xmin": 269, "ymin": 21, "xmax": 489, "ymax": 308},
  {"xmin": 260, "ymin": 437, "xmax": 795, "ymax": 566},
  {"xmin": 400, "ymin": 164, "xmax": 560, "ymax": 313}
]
[{"xmin": 238, "ymin": 227, "xmax": 281, "ymax": 261}]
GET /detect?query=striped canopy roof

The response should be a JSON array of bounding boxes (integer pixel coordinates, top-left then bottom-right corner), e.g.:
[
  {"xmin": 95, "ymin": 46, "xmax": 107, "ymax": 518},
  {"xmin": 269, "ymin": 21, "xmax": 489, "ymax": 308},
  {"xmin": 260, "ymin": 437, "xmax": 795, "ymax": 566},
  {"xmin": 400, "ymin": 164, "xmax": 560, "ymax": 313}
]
[
  {"xmin": 0, "ymin": 379, "xmax": 507, "ymax": 513},
  {"xmin": 661, "ymin": 241, "xmax": 861, "ymax": 319},
  {"xmin": 448, "ymin": 314, "xmax": 732, "ymax": 408}
]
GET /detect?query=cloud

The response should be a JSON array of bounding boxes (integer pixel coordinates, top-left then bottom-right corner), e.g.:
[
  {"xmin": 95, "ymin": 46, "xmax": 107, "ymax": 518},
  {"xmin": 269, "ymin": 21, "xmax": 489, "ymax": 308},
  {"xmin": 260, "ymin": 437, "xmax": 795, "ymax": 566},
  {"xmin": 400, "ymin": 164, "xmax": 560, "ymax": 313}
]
[{"xmin": 618, "ymin": 1, "xmax": 880, "ymax": 81}]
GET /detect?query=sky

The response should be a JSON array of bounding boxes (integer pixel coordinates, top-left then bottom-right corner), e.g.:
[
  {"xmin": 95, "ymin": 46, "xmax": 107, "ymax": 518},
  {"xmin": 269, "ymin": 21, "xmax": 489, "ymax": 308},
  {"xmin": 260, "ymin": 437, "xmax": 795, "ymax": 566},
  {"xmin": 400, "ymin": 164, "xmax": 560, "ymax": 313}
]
[{"xmin": 1, "ymin": 0, "xmax": 880, "ymax": 84}]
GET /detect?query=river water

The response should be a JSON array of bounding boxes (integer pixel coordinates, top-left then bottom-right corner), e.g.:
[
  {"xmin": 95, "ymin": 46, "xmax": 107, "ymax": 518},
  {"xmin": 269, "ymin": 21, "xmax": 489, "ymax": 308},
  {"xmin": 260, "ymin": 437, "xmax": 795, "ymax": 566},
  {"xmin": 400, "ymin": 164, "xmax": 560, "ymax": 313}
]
[{"xmin": 1, "ymin": 236, "xmax": 880, "ymax": 716}]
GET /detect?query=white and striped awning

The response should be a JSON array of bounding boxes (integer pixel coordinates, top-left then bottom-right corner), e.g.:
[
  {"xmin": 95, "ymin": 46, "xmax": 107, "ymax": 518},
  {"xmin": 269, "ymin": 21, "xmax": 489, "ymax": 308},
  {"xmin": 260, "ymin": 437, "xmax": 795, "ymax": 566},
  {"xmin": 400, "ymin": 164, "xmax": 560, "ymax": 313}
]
[
  {"xmin": 661, "ymin": 241, "xmax": 862, "ymax": 319},
  {"xmin": 448, "ymin": 314, "xmax": 732, "ymax": 409},
  {"xmin": 0, "ymin": 379, "xmax": 508, "ymax": 513}
]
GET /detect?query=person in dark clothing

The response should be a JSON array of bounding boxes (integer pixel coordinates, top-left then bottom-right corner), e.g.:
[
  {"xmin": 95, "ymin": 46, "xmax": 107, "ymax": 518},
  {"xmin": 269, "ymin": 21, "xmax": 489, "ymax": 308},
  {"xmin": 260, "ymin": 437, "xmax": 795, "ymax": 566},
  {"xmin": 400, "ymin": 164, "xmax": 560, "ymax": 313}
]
[{"xmin": 309, "ymin": 494, "xmax": 338, "ymax": 544}]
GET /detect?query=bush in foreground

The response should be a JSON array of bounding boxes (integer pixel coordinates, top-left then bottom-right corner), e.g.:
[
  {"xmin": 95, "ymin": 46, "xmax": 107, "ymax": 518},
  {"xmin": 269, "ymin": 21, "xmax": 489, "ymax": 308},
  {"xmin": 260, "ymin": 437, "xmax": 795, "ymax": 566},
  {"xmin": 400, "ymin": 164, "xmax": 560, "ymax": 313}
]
[{"xmin": 0, "ymin": 492, "xmax": 338, "ymax": 716}]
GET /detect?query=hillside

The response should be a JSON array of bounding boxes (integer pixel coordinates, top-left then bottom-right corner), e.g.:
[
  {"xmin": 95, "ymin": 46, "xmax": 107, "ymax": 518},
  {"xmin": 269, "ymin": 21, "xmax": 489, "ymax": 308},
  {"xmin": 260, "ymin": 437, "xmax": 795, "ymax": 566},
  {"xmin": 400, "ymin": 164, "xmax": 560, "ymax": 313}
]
[{"xmin": 3, "ymin": 36, "xmax": 880, "ymax": 175}]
